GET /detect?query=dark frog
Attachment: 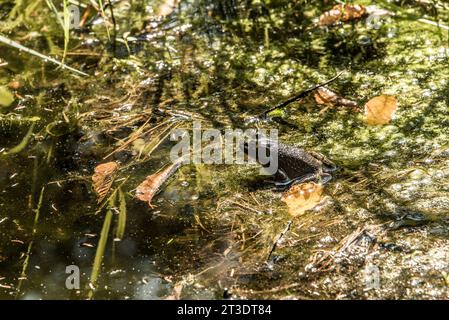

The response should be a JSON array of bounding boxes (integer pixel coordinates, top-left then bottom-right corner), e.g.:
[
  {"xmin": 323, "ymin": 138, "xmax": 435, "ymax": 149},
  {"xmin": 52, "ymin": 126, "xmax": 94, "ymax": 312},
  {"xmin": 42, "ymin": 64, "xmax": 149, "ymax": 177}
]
[{"xmin": 243, "ymin": 139, "xmax": 337, "ymax": 190}]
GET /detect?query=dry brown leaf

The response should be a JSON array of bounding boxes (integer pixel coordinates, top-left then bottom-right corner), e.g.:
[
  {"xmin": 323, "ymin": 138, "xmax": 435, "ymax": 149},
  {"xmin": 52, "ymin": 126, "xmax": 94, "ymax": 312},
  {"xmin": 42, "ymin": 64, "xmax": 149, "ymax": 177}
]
[
  {"xmin": 281, "ymin": 182, "xmax": 324, "ymax": 217},
  {"xmin": 135, "ymin": 159, "xmax": 183, "ymax": 207},
  {"xmin": 364, "ymin": 94, "xmax": 397, "ymax": 125},
  {"xmin": 8, "ymin": 80, "xmax": 21, "ymax": 90},
  {"xmin": 314, "ymin": 87, "xmax": 358, "ymax": 108},
  {"xmin": 165, "ymin": 282, "xmax": 183, "ymax": 300},
  {"xmin": 92, "ymin": 161, "xmax": 119, "ymax": 203},
  {"xmin": 319, "ymin": 4, "xmax": 366, "ymax": 26}
]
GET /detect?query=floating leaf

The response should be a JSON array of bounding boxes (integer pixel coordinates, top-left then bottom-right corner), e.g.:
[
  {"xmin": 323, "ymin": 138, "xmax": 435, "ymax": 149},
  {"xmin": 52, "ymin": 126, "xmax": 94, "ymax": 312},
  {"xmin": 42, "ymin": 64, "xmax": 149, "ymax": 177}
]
[
  {"xmin": 314, "ymin": 87, "xmax": 358, "ymax": 108},
  {"xmin": 165, "ymin": 282, "xmax": 183, "ymax": 300},
  {"xmin": 364, "ymin": 94, "xmax": 398, "ymax": 125},
  {"xmin": 136, "ymin": 158, "xmax": 183, "ymax": 207},
  {"xmin": 92, "ymin": 162, "xmax": 119, "ymax": 204},
  {"xmin": 319, "ymin": 4, "xmax": 366, "ymax": 26},
  {"xmin": 0, "ymin": 86, "xmax": 14, "ymax": 107},
  {"xmin": 281, "ymin": 182, "xmax": 324, "ymax": 217}
]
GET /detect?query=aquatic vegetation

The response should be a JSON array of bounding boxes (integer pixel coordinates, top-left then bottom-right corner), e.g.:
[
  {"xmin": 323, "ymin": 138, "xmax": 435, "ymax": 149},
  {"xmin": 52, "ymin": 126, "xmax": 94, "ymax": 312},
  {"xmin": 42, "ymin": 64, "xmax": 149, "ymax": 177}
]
[
  {"xmin": 319, "ymin": 4, "xmax": 367, "ymax": 26},
  {"xmin": 0, "ymin": 34, "xmax": 87, "ymax": 76},
  {"xmin": 88, "ymin": 195, "xmax": 114, "ymax": 299},
  {"xmin": 136, "ymin": 156, "xmax": 184, "ymax": 207},
  {"xmin": 92, "ymin": 161, "xmax": 119, "ymax": 203},
  {"xmin": 0, "ymin": 86, "xmax": 14, "ymax": 107}
]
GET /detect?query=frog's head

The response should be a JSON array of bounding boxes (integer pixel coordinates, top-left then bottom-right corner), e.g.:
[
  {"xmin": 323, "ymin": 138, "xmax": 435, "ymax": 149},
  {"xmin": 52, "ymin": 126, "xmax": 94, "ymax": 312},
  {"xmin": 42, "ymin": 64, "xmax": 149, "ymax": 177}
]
[
  {"xmin": 241, "ymin": 134, "xmax": 277, "ymax": 159},
  {"xmin": 320, "ymin": 157, "xmax": 338, "ymax": 173},
  {"xmin": 241, "ymin": 134, "xmax": 279, "ymax": 176},
  {"xmin": 306, "ymin": 150, "xmax": 337, "ymax": 173}
]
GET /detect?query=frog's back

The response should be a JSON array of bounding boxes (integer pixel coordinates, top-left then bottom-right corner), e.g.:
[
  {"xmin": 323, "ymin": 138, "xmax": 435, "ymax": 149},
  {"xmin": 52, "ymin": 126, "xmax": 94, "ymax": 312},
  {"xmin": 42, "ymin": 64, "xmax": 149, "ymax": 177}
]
[{"xmin": 276, "ymin": 142, "xmax": 323, "ymax": 175}]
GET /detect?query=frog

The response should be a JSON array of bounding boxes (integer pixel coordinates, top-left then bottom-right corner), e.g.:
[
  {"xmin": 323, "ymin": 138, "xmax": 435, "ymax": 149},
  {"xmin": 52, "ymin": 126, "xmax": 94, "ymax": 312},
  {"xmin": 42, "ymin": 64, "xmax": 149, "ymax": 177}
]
[{"xmin": 243, "ymin": 139, "xmax": 337, "ymax": 191}]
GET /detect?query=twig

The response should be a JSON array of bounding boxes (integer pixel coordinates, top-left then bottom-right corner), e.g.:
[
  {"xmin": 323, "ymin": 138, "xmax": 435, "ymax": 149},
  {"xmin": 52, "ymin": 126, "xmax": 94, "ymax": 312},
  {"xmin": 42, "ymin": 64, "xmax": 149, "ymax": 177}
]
[
  {"xmin": 0, "ymin": 34, "xmax": 87, "ymax": 76},
  {"xmin": 232, "ymin": 282, "xmax": 307, "ymax": 296},
  {"xmin": 16, "ymin": 187, "xmax": 45, "ymax": 296},
  {"xmin": 260, "ymin": 71, "xmax": 343, "ymax": 117},
  {"xmin": 106, "ymin": 0, "xmax": 117, "ymax": 52},
  {"xmin": 228, "ymin": 200, "xmax": 265, "ymax": 215},
  {"xmin": 267, "ymin": 220, "xmax": 293, "ymax": 261},
  {"xmin": 418, "ymin": 18, "xmax": 449, "ymax": 31}
]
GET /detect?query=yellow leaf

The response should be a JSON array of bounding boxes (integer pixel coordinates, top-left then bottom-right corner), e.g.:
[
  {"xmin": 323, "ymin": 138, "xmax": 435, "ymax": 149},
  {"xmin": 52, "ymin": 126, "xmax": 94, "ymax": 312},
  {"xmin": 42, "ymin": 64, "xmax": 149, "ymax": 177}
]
[
  {"xmin": 281, "ymin": 182, "xmax": 324, "ymax": 217},
  {"xmin": 364, "ymin": 94, "xmax": 398, "ymax": 125},
  {"xmin": 314, "ymin": 87, "xmax": 358, "ymax": 108}
]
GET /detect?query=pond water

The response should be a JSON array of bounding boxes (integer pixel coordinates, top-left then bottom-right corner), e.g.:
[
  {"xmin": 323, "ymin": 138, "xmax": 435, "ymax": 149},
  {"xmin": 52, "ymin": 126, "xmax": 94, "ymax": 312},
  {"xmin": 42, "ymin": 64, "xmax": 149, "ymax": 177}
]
[{"xmin": 0, "ymin": 0, "xmax": 449, "ymax": 299}]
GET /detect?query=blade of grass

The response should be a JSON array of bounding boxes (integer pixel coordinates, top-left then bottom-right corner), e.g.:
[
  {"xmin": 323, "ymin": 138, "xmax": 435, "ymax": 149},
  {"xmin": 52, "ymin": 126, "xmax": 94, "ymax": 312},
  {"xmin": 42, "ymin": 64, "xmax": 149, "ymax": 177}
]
[
  {"xmin": 62, "ymin": 0, "xmax": 70, "ymax": 63},
  {"xmin": 88, "ymin": 194, "xmax": 115, "ymax": 299},
  {"xmin": 115, "ymin": 187, "xmax": 127, "ymax": 240},
  {"xmin": 0, "ymin": 114, "xmax": 40, "ymax": 124},
  {"xmin": 26, "ymin": 0, "xmax": 70, "ymax": 61},
  {"xmin": 97, "ymin": 0, "xmax": 111, "ymax": 41},
  {"xmin": 106, "ymin": 0, "xmax": 117, "ymax": 50},
  {"xmin": 45, "ymin": 0, "xmax": 64, "ymax": 28},
  {"xmin": 16, "ymin": 187, "xmax": 45, "ymax": 296},
  {"xmin": 0, "ymin": 34, "xmax": 87, "ymax": 76},
  {"xmin": 141, "ymin": 122, "xmax": 179, "ymax": 158},
  {"xmin": 2, "ymin": 123, "xmax": 35, "ymax": 156}
]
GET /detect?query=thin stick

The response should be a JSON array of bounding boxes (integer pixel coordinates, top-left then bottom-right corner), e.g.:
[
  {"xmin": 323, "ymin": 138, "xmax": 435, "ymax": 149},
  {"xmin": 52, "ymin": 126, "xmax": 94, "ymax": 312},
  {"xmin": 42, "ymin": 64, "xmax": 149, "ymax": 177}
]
[
  {"xmin": 0, "ymin": 34, "xmax": 87, "ymax": 76},
  {"xmin": 232, "ymin": 282, "xmax": 306, "ymax": 296},
  {"xmin": 267, "ymin": 220, "xmax": 293, "ymax": 261},
  {"xmin": 106, "ymin": 0, "xmax": 117, "ymax": 51},
  {"xmin": 2, "ymin": 123, "xmax": 35, "ymax": 156},
  {"xmin": 16, "ymin": 187, "xmax": 45, "ymax": 296},
  {"xmin": 417, "ymin": 18, "xmax": 449, "ymax": 31},
  {"xmin": 260, "ymin": 71, "xmax": 343, "ymax": 117},
  {"xmin": 88, "ymin": 196, "xmax": 114, "ymax": 299},
  {"xmin": 228, "ymin": 200, "xmax": 264, "ymax": 215}
]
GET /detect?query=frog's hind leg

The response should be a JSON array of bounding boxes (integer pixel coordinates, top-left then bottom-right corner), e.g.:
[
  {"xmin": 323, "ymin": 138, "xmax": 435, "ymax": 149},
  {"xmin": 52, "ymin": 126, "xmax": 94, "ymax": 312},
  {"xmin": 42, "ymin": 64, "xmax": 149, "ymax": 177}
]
[
  {"xmin": 272, "ymin": 171, "xmax": 294, "ymax": 191},
  {"xmin": 308, "ymin": 151, "xmax": 338, "ymax": 172},
  {"xmin": 318, "ymin": 173, "xmax": 332, "ymax": 184},
  {"xmin": 274, "ymin": 173, "xmax": 317, "ymax": 191},
  {"xmin": 273, "ymin": 180, "xmax": 294, "ymax": 191},
  {"xmin": 276, "ymin": 173, "xmax": 333, "ymax": 191}
]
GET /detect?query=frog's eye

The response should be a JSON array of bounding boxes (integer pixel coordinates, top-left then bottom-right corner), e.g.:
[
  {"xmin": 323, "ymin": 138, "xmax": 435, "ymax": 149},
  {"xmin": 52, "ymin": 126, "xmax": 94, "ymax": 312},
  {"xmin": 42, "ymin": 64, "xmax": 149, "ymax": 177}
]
[{"xmin": 324, "ymin": 162, "xmax": 338, "ymax": 171}]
